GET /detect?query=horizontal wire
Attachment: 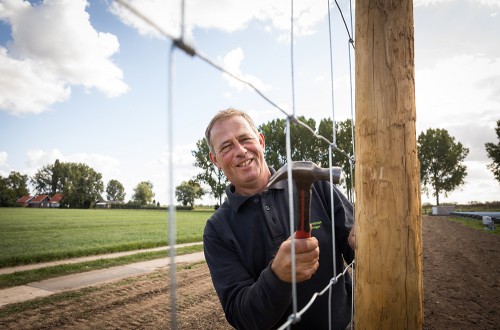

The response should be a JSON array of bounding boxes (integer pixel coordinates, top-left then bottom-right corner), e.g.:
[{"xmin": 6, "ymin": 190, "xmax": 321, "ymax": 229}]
[
  {"xmin": 114, "ymin": 1, "xmax": 357, "ymax": 327},
  {"xmin": 277, "ymin": 260, "xmax": 355, "ymax": 330},
  {"xmin": 113, "ymin": 0, "xmax": 353, "ymax": 163}
]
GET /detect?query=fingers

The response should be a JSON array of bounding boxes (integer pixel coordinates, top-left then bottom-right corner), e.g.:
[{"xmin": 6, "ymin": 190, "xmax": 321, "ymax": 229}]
[{"xmin": 271, "ymin": 237, "xmax": 320, "ymax": 283}]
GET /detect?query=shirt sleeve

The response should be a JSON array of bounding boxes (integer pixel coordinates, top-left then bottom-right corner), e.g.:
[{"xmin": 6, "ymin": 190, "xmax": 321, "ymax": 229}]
[
  {"xmin": 204, "ymin": 221, "xmax": 292, "ymax": 330},
  {"xmin": 332, "ymin": 184, "xmax": 355, "ymax": 264}
]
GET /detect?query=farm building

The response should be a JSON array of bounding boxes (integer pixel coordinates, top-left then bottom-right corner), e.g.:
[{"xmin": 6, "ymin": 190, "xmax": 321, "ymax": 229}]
[
  {"xmin": 16, "ymin": 194, "xmax": 64, "ymax": 208},
  {"xmin": 95, "ymin": 200, "xmax": 111, "ymax": 208},
  {"xmin": 49, "ymin": 194, "xmax": 64, "ymax": 208},
  {"xmin": 16, "ymin": 195, "xmax": 33, "ymax": 207},
  {"xmin": 29, "ymin": 195, "xmax": 50, "ymax": 208}
]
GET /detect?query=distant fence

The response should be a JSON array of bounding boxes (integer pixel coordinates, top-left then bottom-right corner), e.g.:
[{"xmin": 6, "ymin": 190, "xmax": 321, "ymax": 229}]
[{"xmin": 450, "ymin": 211, "xmax": 500, "ymax": 224}]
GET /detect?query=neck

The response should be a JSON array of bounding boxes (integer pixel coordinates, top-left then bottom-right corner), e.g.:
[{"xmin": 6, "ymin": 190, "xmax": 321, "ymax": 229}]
[{"xmin": 234, "ymin": 168, "xmax": 271, "ymax": 196}]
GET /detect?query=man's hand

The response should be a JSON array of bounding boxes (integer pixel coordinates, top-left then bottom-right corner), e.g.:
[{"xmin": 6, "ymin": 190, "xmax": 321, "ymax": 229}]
[{"xmin": 271, "ymin": 236, "xmax": 320, "ymax": 283}]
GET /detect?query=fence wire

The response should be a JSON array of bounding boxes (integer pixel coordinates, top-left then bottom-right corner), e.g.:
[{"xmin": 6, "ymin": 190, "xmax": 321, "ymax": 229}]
[{"xmin": 114, "ymin": 0, "xmax": 356, "ymax": 328}]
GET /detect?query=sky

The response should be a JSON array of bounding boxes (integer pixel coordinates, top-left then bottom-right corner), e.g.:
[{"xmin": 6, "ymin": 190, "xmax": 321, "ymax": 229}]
[{"xmin": 0, "ymin": 0, "xmax": 499, "ymax": 206}]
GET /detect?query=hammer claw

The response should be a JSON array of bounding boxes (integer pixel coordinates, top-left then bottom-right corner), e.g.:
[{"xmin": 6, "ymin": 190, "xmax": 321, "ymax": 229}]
[{"xmin": 267, "ymin": 161, "xmax": 342, "ymax": 239}]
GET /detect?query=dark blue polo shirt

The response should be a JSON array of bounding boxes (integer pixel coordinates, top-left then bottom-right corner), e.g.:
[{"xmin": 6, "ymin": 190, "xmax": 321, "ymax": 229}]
[{"xmin": 203, "ymin": 168, "xmax": 354, "ymax": 330}]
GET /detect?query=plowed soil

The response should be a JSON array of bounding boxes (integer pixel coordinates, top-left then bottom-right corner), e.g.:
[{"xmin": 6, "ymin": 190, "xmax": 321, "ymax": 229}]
[{"xmin": 0, "ymin": 216, "xmax": 498, "ymax": 329}]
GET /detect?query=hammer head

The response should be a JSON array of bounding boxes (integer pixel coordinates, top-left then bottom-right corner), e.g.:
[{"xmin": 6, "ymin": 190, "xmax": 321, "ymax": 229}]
[
  {"xmin": 267, "ymin": 161, "xmax": 341, "ymax": 189},
  {"xmin": 267, "ymin": 161, "xmax": 342, "ymax": 239}
]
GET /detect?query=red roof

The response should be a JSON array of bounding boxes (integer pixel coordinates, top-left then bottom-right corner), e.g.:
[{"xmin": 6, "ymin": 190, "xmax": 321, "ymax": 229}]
[
  {"xmin": 16, "ymin": 195, "xmax": 33, "ymax": 203},
  {"xmin": 30, "ymin": 195, "xmax": 49, "ymax": 203},
  {"xmin": 49, "ymin": 194, "xmax": 64, "ymax": 203}
]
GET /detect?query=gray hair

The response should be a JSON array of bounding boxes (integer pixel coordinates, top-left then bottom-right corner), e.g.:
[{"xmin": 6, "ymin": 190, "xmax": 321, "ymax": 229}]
[{"xmin": 205, "ymin": 108, "xmax": 259, "ymax": 154}]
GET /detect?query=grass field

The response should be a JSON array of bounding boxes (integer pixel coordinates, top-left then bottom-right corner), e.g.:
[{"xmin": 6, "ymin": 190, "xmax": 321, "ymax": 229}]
[{"xmin": 0, "ymin": 208, "xmax": 213, "ymax": 267}]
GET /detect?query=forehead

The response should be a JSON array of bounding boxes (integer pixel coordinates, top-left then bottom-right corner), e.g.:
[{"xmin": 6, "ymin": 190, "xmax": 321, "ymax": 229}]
[{"xmin": 211, "ymin": 116, "xmax": 257, "ymax": 143}]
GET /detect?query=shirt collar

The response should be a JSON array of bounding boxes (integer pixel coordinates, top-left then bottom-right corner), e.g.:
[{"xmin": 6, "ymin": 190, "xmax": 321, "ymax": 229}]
[{"xmin": 225, "ymin": 166, "xmax": 286, "ymax": 212}]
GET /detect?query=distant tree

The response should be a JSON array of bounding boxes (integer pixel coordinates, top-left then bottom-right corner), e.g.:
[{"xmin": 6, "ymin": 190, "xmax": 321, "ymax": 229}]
[
  {"xmin": 258, "ymin": 116, "xmax": 323, "ymax": 169},
  {"xmin": 176, "ymin": 180, "xmax": 204, "ymax": 208},
  {"xmin": 418, "ymin": 128, "xmax": 469, "ymax": 205},
  {"xmin": 31, "ymin": 160, "xmax": 104, "ymax": 208},
  {"xmin": 63, "ymin": 163, "xmax": 104, "ymax": 208},
  {"xmin": 106, "ymin": 179, "xmax": 126, "ymax": 202},
  {"xmin": 132, "ymin": 181, "xmax": 155, "ymax": 205},
  {"xmin": 317, "ymin": 118, "xmax": 355, "ymax": 201},
  {"xmin": 485, "ymin": 120, "xmax": 500, "ymax": 184},
  {"xmin": 192, "ymin": 138, "xmax": 228, "ymax": 206},
  {"xmin": 0, "ymin": 177, "xmax": 9, "ymax": 206},
  {"xmin": 0, "ymin": 171, "xmax": 29, "ymax": 206}
]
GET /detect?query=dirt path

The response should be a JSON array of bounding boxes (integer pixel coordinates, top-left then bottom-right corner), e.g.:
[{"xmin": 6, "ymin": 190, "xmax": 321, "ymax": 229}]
[{"xmin": 0, "ymin": 216, "xmax": 498, "ymax": 329}]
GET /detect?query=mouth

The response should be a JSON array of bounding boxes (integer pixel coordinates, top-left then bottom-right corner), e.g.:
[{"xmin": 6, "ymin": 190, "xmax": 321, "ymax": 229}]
[{"xmin": 236, "ymin": 158, "xmax": 253, "ymax": 168}]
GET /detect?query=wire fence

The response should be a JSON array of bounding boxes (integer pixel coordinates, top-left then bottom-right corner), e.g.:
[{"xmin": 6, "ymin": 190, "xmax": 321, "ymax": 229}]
[{"xmin": 114, "ymin": 0, "xmax": 357, "ymax": 328}]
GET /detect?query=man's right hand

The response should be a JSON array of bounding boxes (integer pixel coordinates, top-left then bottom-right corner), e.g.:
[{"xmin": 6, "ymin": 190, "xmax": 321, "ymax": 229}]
[{"xmin": 271, "ymin": 236, "xmax": 320, "ymax": 283}]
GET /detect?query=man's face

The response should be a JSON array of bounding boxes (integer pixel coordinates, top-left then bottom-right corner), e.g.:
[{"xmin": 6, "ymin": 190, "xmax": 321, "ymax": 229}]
[{"xmin": 209, "ymin": 116, "xmax": 268, "ymax": 195}]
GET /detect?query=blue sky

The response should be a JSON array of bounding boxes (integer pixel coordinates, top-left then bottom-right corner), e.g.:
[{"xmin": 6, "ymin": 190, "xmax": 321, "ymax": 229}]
[{"xmin": 0, "ymin": 0, "xmax": 499, "ymax": 205}]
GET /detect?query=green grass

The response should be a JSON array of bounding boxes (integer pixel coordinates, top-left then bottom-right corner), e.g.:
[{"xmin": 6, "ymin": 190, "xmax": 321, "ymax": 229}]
[
  {"xmin": 0, "ymin": 244, "xmax": 204, "ymax": 289},
  {"xmin": 0, "ymin": 208, "xmax": 213, "ymax": 267},
  {"xmin": 448, "ymin": 217, "xmax": 500, "ymax": 235}
]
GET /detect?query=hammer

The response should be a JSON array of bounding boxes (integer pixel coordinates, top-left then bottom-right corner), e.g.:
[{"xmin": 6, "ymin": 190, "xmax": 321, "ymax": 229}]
[{"xmin": 267, "ymin": 161, "xmax": 342, "ymax": 238}]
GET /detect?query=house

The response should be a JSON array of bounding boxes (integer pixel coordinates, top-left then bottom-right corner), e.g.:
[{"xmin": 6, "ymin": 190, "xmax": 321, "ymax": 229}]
[
  {"xmin": 29, "ymin": 195, "xmax": 50, "ymax": 208},
  {"xmin": 49, "ymin": 194, "xmax": 64, "ymax": 208},
  {"xmin": 16, "ymin": 195, "xmax": 33, "ymax": 207},
  {"xmin": 95, "ymin": 200, "xmax": 111, "ymax": 208}
]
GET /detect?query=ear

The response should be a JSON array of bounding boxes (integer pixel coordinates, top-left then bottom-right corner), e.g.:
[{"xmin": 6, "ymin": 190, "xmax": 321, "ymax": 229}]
[
  {"xmin": 259, "ymin": 132, "xmax": 265, "ymax": 150},
  {"xmin": 209, "ymin": 152, "xmax": 221, "ymax": 169}
]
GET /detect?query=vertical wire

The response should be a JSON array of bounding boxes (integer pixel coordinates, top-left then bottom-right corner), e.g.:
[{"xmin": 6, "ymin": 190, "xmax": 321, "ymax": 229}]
[
  {"xmin": 328, "ymin": 145, "xmax": 337, "ymax": 280},
  {"xmin": 347, "ymin": 0, "xmax": 356, "ymax": 202},
  {"xmin": 286, "ymin": 117, "xmax": 298, "ymax": 321},
  {"xmin": 180, "ymin": 0, "xmax": 186, "ymax": 40},
  {"xmin": 290, "ymin": 0, "xmax": 296, "ymax": 117},
  {"xmin": 327, "ymin": 0, "xmax": 337, "ymax": 147},
  {"xmin": 167, "ymin": 42, "xmax": 178, "ymax": 330},
  {"xmin": 351, "ymin": 263, "xmax": 355, "ymax": 329},
  {"xmin": 328, "ymin": 285, "xmax": 333, "ymax": 330},
  {"xmin": 289, "ymin": 0, "xmax": 298, "ymax": 322}
]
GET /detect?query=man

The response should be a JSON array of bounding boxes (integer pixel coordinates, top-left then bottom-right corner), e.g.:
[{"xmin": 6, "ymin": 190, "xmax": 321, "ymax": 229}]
[{"xmin": 203, "ymin": 108, "xmax": 355, "ymax": 330}]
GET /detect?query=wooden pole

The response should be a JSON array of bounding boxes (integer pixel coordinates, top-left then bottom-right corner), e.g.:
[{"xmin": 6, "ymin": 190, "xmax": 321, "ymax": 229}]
[{"xmin": 354, "ymin": 0, "xmax": 423, "ymax": 328}]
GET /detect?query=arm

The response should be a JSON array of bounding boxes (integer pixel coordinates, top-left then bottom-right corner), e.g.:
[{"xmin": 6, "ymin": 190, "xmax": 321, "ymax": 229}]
[{"xmin": 204, "ymin": 227, "xmax": 292, "ymax": 330}]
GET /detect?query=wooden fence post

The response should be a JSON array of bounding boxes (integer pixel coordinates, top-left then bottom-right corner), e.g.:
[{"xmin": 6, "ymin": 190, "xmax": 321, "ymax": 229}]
[{"xmin": 354, "ymin": 0, "xmax": 423, "ymax": 328}]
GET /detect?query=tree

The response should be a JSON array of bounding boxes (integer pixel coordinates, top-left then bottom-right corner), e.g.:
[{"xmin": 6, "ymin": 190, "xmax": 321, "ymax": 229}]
[
  {"xmin": 258, "ymin": 116, "xmax": 323, "ymax": 169},
  {"xmin": 192, "ymin": 138, "xmax": 228, "ymax": 206},
  {"xmin": 132, "ymin": 181, "xmax": 155, "ymax": 205},
  {"xmin": 106, "ymin": 179, "xmax": 126, "ymax": 202},
  {"xmin": 31, "ymin": 160, "xmax": 104, "ymax": 208},
  {"xmin": 0, "ymin": 171, "xmax": 29, "ymax": 206},
  {"xmin": 418, "ymin": 128, "xmax": 469, "ymax": 205},
  {"xmin": 485, "ymin": 120, "xmax": 500, "ymax": 184},
  {"xmin": 318, "ymin": 118, "xmax": 355, "ymax": 201},
  {"xmin": 175, "ymin": 180, "xmax": 204, "ymax": 208},
  {"xmin": 62, "ymin": 163, "xmax": 104, "ymax": 208}
]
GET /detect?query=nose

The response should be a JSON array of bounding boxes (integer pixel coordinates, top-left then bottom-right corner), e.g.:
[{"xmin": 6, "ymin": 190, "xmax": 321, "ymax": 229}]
[{"xmin": 233, "ymin": 141, "xmax": 247, "ymax": 156}]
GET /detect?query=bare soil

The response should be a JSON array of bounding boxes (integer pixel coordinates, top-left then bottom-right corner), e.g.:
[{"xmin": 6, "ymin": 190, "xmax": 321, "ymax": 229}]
[{"xmin": 0, "ymin": 216, "xmax": 498, "ymax": 329}]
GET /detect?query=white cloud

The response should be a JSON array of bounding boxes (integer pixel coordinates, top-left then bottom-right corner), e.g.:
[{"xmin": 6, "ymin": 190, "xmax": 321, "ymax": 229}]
[
  {"xmin": 0, "ymin": 0, "xmax": 128, "ymax": 116},
  {"xmin": 416, "ymin": 54, "xmax": 500, "ymax": 131},
  {"xmin": 414, "ymin": 0, "xmax": 500, "ymax": 7},
  {"xmin": 0, "ymin": 151, "xmax": 8, "ymax": 176},
  {"xmin": 220, "ymin": 47, "xmax": 272, "ymax": 93},
  {"xmin": 111, "ymin": 0, "xmax": 329, "ymax": 42}
]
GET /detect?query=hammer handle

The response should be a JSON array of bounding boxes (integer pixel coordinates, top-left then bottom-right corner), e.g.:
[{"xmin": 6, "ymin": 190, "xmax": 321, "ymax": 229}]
[{"xmin": 295, "ymin": 188, "xmax": 311, "ymax": 239}]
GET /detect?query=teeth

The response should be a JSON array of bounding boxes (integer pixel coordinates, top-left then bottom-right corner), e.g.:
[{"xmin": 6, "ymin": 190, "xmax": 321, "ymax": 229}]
[{"xmin": 238, "ymin": 159, "xmax": 252, "ymax": 167}]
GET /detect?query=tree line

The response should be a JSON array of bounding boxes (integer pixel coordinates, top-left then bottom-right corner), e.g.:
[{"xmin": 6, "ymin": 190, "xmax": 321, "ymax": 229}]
[
  {"xmin": 0, "ymin": 159, "xmax": 157, "ymax": 208},
  {"xmin": 2, "ymin": 119, "xmax": 499, "ymax": 208},
  {"xmin": 177, "ymin": 118, "xmax": 500, "ymax": 207}
]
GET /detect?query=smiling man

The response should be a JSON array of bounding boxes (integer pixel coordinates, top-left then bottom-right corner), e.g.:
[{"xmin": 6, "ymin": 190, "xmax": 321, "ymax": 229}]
[{"xmin": 203, "ymin": 108, "xmax": 355, "ymax": 330}]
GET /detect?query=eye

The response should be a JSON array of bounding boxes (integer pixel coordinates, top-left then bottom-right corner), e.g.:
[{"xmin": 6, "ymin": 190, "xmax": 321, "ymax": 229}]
[
  {"xmin": 241, "ymin": 137, "xmax": 253, "ymax": 144},
  {"xmin": 220, "ymin": 144, "xmax": 231, "ymax": 153}
]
